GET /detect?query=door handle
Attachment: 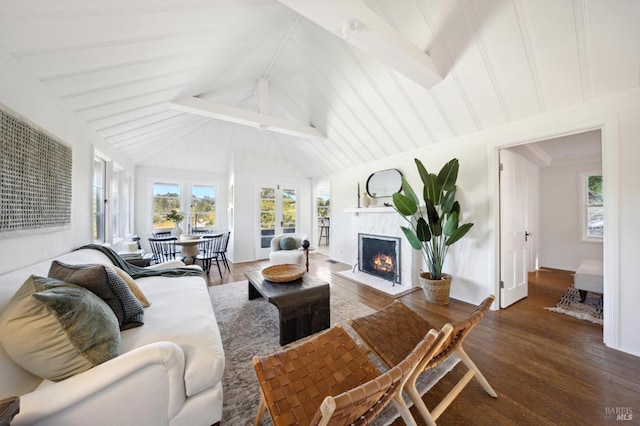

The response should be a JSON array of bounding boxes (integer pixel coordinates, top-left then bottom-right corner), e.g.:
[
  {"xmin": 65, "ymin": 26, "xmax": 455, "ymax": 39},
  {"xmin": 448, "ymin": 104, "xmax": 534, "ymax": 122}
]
[{"xmin": 525, "ymin": 231, "xmax": 531, "ymax": 241}]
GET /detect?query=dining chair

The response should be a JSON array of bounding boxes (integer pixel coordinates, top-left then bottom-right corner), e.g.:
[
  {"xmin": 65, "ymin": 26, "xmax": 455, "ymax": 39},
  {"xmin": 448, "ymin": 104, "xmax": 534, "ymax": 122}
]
[
  {"xmin": 193, "ymin": 233, "xmax": 224, "ymax": 276},
  {"xmin": 252, "ymin": 323, "xmax": 452, "ymax": 426},
  {"xmin": 148, "ymin": 236, "xmax": 182, "ymax": 263},
  {"xmin": 219, "ymin": 230, "xmax": 231, "ymax": 271},
  {"xmin": 152, "ymin": 231, "xmax": 172, "ymax": 238},
  {"xmin": 349, "ymin": 295, "xmax": 497, "ymax": 426}
]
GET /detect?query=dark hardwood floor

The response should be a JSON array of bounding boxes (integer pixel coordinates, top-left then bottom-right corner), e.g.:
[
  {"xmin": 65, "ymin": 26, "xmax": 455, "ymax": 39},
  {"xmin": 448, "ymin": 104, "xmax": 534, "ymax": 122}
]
[{"xmin": 207, "ymin": 255, "xmax": 640, "ymax": 426}]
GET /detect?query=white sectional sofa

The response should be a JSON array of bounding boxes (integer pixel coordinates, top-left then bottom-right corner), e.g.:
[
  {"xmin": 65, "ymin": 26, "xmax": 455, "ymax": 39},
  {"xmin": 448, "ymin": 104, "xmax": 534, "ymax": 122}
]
[{"xmin": 0, "ymin": 246, "xmax": 225, "ymax": 425}]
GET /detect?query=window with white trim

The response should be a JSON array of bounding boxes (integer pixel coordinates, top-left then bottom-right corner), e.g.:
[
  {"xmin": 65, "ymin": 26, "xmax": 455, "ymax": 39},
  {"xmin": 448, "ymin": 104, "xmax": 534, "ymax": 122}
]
[
  {"xmin": 580, "ymin": 170, "xmax": 603, "ymax": 242},
  {"xmin": 191, "ymin": 185, "xmax": 216, "ymax": 231},
  {"xmin": 93, "ymin": 156, "xmax": 106, "ymax": 243},
  {"xmin": 153, "ymin": 182, "xmax": 181, "ymax": 230},
  {"xmin": 112, "ymin": 166, "xmax": 122, "ymax": 239}
]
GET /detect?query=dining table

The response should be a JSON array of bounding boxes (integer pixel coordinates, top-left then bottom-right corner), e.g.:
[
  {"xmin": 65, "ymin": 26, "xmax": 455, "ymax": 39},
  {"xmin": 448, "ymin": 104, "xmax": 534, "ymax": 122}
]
[{"xmin": 174, "ymin": 233, "xmax": 223, "ymax": 264}]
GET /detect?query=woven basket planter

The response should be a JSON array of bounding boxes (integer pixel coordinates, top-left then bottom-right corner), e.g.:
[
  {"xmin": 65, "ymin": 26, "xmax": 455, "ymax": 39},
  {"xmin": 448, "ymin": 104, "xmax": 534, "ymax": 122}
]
[{"xmin": 419, "ymin": 272, "xmax": 452, "ymax": 305}]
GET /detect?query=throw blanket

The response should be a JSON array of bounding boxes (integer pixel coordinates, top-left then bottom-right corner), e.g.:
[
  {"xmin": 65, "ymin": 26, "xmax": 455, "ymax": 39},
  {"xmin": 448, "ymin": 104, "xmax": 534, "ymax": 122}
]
[{"xmin": 76, "ymin": 244, "xmax": 208, "ymax": 281}]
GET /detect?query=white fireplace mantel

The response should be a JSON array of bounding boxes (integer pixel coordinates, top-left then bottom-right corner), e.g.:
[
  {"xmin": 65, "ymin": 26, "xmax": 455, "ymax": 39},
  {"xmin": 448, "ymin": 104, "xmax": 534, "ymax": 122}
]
[
  {"xmin": 348, "ymin": 206, "xmax": 420, "ymax": 288},
  {"xmin": 344, "ymin": 207, "xmax": 395, "ymax": 214}
]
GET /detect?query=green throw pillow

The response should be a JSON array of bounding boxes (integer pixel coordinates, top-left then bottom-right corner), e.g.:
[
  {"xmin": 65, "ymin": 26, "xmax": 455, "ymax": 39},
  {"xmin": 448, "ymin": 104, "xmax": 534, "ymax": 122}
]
[
  {"xmin": 279, "ymin": 237, "xmax": 297, "ymax": 250},
  {"xmin": 48, "ymin": 260, "xmax": 144, "ymax": 330},
  {"xmin": 0, "ymin": 275, "xmax": 120, "ymax": 382}
]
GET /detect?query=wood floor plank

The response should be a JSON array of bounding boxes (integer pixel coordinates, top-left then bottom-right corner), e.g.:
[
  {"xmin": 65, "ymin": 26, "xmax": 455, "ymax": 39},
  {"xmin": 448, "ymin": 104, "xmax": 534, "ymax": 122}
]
[{"xmin": 209, "ymin": 254, "xmax": 640, "ymax": 425}]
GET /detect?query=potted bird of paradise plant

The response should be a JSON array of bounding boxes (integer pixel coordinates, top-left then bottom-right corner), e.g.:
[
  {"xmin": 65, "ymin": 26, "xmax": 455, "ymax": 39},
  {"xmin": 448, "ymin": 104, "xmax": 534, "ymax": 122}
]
[{"xmin": 392, "ymin": 158, "xmax": 473, "ymax": 304}]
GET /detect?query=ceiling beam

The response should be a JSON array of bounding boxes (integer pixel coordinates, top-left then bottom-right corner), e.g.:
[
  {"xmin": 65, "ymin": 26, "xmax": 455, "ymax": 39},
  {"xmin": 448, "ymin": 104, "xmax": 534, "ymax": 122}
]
[
  {"xmin": 277, "ymin": 0, "xmax": 442, "ymax": 90},
  {"xmin": 169, "ymin": 96, "xmax": 325, "ymax": 140}
]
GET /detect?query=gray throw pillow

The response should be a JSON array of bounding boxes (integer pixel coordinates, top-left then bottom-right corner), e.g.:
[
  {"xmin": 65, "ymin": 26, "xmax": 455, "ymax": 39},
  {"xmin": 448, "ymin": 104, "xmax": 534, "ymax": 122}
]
[
  {"xmin": 48, "ymin": 260, "xmax": 144, "ymax": 330},
  {"xmin": 0, "ymin": 275, "xmax": 120, "ymax": 381},
  {"xmin": 279, "ymin": 237, "xmax": 297, "ymax": 250}
]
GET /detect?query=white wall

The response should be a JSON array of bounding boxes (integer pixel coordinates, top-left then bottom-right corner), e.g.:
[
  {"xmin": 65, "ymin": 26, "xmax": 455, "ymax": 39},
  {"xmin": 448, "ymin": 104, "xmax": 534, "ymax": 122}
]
[
  {"xmin": 0, "ymin": 50, "xmax": 133, "ymax": 275},
  {"xmin": 326, "ymin": 88, "xmax": 640, "ymax": 356},
  {"xmin": 539, "ymin": 161, "xmax": 603, "ymax": 270}
]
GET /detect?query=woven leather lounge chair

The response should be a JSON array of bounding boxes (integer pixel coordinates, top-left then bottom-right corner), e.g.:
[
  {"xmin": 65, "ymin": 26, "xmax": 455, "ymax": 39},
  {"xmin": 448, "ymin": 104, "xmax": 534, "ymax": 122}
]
[{"xmin": 349, "ymin": 295, "xmax": 497, "ymax": 426}]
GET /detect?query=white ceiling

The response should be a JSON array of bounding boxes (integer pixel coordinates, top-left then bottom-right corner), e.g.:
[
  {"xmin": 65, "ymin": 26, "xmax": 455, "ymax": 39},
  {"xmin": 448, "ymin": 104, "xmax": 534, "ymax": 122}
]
[{"xmin": 0, "ymin": 0, "xmax": 637, "ymax": 177}]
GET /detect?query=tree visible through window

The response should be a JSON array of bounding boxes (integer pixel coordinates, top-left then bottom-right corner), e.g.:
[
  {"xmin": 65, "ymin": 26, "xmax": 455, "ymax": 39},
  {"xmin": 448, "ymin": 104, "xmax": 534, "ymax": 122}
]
[
  {"xmin": 586, "ymin": 174, "xmax": 603, "ymax": 238},
  {"xmin": 317, "ymin": 194, "xmax": 330, "ymax": 219},
  {"xmin": 192, "ymin": 185, "xmax": 216, "ymax": 230},
  {"xmin": 153, "ymin": 183, "xmax": 180, "ymax": 229}
]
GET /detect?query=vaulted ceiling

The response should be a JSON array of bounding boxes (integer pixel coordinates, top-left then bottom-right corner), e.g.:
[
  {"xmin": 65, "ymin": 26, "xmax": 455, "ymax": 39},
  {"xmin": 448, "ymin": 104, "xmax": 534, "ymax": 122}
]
[{"xmin": 0, "ymin": 0, "xmax": 637, "ymax": 178}]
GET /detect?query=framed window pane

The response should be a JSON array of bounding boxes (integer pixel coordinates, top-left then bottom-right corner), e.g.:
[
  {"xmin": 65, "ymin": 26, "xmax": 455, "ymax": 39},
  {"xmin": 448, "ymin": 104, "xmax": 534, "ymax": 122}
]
[
  {"xmin": 112, "ymin": 168, "xmax": 121, "ymax": 238},
  {"xmin": 587, "ymin": 175, "xmax": 603, "ymax": 205},
  {"xmin": 153, "ymin": 183, "xmax": 180, "ymax": 229},
  {"xmin": 282, "ymin": 188, "xmax": 296, "ymax": 232},
  {"xmin": 587, "ymin": 206, "xmax": 603, "ymax": 238},
  {"xmin": 581, "ymin": 171, "xmax": 603, "ymax": 242},
  {"xmin": 93, "ymin": 157, "xmax": 106, "ymax": 243},
  {"xmin": 191, "ymin": 185, "xmax": 216, "ymax": 230}
]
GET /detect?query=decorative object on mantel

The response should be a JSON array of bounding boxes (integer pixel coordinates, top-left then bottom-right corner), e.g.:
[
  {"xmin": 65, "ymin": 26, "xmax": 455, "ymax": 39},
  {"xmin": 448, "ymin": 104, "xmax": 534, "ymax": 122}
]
[
  {"xmin": 357, "ymin": 182, "xmax": 361, "ymax": 208},
  {"xmin": 0, "ymin": 104, "xmax": 72, "ymax": 236},
  {"xmin": 392, "ymin": 158, "xmax": 474, "ymax": 304},
  {"xmin": 362, "ymin": 191, "xmax": 371, "ymax": 207},
  {"xmin": 166, "ymin": 209, "xmax": 185, "ymax": 238}
]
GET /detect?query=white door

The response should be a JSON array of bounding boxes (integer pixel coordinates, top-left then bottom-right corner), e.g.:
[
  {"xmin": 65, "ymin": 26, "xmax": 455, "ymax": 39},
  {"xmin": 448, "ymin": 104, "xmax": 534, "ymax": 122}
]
[
  {"xmin": 257, "ymin": 185, "xmax": 298, "ymax": 259},
  {"xmin": 500, "ymin": 150, "xmax": 530, "ymax": 308}
]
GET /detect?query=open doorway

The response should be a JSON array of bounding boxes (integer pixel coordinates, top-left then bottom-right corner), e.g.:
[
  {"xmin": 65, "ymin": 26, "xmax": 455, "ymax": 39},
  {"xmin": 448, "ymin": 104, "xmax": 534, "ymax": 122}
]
[
  {"xmin": 315, "ymin": 180, "xmax": 331, "ymax": 256},
  {"xmin": 499, "ymin": 130, "xmax": 603, "ymax": 313}
]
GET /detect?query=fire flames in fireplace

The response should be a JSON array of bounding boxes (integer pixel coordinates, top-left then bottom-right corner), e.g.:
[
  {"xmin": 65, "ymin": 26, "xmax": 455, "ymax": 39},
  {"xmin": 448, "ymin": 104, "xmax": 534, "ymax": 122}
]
[
  {"xmin": 372, "ymin": 252, "xmax": 395, "ymax": 273},
  {"xmin": 358, "ymin": 233, "xmax": 401, "ymax": 284}
]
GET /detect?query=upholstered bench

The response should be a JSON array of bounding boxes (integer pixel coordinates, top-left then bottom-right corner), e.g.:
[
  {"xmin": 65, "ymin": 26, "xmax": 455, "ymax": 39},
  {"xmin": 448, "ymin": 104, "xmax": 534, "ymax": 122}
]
[{"xmin": 574, "ymin": 259, "xmax": 603, "ymax": 301}]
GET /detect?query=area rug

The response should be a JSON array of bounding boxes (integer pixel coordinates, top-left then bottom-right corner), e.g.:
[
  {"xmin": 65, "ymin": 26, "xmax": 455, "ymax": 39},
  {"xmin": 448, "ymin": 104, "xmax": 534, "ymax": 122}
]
[
  {"xmin": 544, "ymin": 284, "xmax": 603, "ymax": 325},
  {"xmin": 209, "ymin": 280, "xmax": 459, "ymax": 425},
  {"xmin": 334, "ymin": 269, "xmax": 414, "ymax": 297}
]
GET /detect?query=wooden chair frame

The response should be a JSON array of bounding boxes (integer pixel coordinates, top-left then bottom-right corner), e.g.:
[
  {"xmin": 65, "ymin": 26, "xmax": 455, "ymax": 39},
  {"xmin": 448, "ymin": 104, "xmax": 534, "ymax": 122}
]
[
  {"xmin": 252, "ymin": 324, "xmax": 452, "ymax": 426},
  {"xmin": 349, "ymin": 295, "xmax": 497, "ymax": 426}
]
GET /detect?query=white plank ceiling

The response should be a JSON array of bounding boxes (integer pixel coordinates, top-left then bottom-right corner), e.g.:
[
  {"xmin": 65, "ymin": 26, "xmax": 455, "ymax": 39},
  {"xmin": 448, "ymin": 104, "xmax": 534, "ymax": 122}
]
[{"xmin": 0, "ymin": 0, "xmax": 637, "ymax": 177}]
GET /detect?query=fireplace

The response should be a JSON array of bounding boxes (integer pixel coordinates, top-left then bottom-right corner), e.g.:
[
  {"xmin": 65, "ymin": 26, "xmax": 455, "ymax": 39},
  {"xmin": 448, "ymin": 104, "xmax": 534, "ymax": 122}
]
[{"xmin": 358, "ymin": 233, "xmax": 401, "ymax": 285}]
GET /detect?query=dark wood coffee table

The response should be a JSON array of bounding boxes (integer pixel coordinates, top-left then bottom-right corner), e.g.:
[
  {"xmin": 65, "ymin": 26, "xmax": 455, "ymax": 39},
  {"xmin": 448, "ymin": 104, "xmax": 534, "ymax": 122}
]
[{"xmin": 245, "ymin": 270, "xmax": 330, "ymax": 345}]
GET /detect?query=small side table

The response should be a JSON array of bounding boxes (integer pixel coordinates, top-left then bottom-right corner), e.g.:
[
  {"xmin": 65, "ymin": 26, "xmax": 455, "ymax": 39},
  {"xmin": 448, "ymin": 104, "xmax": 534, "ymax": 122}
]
[
  {"xmin": 125, "ymin": 253, "xmax": 154, "ymax": 267},
  {"xmin": 0, "ymin": 396, "xmax": 20, "ymax": 426}
]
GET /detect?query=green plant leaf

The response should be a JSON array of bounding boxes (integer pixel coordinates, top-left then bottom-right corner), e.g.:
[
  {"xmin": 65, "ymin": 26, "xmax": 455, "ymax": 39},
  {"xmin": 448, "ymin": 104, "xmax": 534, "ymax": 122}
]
[
  {"xmin": 400, "ymin": 226, "xmax": 422, "ymax": 250},
  {"xmin": 425, "ymin": 199, "xmax": 439, "ymax": 226},
  {"xmin": 423, "ymin": 173, "xmax": 442, "ymax": 205},
  {"xmin": 431, "ymin": 223, "xmax": 442, "ymax": 237},
  {"xmin": 437, "ymin": 158, "xmax": 459, "ymax": 191},
  {"xmin": 443, "ymin": 211, "xmax": 459, "ymax": 236},
  {"xmin": 400, "ymin": 176, "xmax": 419, "ymax": 206},
  {"xmin": 392, "ymin": 193, "xmax": 417, "ymax": 215},
  {"xmin": 441, "ymin": 188, "xmax": 456, "ymax": 214},
  {"xmin": 445, "ymin": 222, "xmax": 473, "ymax": 246},
  {"xmin": 415, "ymin": 158, "xmax": 429, "ymax": 186},
  {"xmin": 451, "ymin": 200, "xmax": 460, "ymax": 215},
  {"xmin": 416, "ymin": 217, "xmax": 431, "ymax": 242}
]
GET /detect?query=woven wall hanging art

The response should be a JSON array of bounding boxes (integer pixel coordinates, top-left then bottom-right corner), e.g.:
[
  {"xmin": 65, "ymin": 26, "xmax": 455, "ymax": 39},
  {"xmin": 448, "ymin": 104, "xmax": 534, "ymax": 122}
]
[{"xmin": 0, "ymin": 104, "xmax": 72, "ymax": 235}]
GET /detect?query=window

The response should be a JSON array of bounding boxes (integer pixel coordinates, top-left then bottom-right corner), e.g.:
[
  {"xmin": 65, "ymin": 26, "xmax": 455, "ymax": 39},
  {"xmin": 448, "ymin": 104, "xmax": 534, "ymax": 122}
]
[
  {"xmin": 93, "ymin": 156, "xmax": 106, "ymax": 243},
  {"xmin": 112, "ymin": 166, "xmax": 122, "ymax": 239},
  {"xmin": 581, "ymin": 171, "xmax": 603, "ymax": 241},
  {"xmin": 191, "ymin": 185, "xmax": 216, "ymax": 231},
  {"xmin": 124, "ymin": 175, "xmax": 132, "ymax": 236},
  {"xmin": 153, "ymin": 183, "xmax": 181, "ymax": 230},
  {"xmin": 317, "ymin": 194, "xmax": 330, "ymax": 219}
]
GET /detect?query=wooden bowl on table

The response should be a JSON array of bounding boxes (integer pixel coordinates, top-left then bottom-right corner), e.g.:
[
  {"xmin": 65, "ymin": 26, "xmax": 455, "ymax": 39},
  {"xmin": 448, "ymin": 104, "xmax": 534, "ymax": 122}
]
[{"xmin": 261, "ymin": 264, "xmax": 305, "ymax": 283}]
